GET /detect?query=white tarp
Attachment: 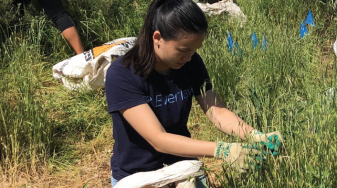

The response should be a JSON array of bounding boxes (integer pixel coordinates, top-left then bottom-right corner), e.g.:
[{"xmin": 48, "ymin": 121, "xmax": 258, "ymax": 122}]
[
  {"xmin": 196, "ymin": 0, "xmax": 246, "ymax": 24},
  {"xmin": 114, "ymin": 160, "xmax": 205, "ymax": 188},
  {"xmin": 52, "ymin": 37, "xmax": 137, "ymax": 90}
]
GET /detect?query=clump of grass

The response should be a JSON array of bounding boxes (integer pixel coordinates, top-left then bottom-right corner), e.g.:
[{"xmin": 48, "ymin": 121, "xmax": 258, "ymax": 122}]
[{"xmin": 0, "ymin": 18, "xmax": 53, "ymax": 174}]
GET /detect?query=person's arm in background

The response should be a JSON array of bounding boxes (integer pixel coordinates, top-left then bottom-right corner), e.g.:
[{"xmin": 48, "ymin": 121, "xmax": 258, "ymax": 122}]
[
  {"xmin": 61, "ymin": 26, "xmax": 84, "ymax": 54},
  {"xmin": 38, "ymin": 0, "xmax": 84, "ymax": 54}
]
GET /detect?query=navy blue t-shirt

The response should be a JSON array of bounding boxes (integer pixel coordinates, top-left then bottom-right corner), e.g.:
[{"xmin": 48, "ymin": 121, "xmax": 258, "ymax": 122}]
[{"xmin": 105, "ymin": 52, "xmax": 212, "ymax": 180}]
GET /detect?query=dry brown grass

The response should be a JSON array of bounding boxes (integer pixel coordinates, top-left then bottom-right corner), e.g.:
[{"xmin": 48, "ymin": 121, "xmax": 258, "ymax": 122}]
[{"xmin": 0, "ymin": 126, "xmax": 114, "ymax": 188}]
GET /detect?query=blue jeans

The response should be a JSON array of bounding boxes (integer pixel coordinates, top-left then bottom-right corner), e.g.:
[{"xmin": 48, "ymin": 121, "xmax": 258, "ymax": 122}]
[{"xmin": 111, "ymin": 174, "xmax": 207, "ymax": 188}]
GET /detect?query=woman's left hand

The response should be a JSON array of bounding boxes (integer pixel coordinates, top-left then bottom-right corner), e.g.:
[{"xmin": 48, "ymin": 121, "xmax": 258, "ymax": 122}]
[{"xmin": 248, "ymin": 130, "xmax": 284, "ymax": 156}]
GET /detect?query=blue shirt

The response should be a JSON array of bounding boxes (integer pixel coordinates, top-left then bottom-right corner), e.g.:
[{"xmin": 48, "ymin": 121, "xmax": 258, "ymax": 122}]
[{"xmin": 105, "ymin": 52, "xmax": 212, "ymax": 180}]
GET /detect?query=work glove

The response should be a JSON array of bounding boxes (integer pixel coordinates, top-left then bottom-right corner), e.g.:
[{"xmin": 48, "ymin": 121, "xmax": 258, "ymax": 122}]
[
  {"xmin": 248, "ymin": 129, "xmax": 284, "ymax": 156},
  {"xmin": 214, "ymin": 141, "xmax": 264, "ymax": 173}
]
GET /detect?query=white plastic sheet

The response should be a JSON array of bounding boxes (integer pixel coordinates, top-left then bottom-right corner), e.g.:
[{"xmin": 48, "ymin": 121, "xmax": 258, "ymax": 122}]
[
  {"xmin": 52, "ymin": 37, "xmax": 137, "ymax": 90},
  {"xmin": 114, "ymin": 160, "xmax": 205, "ymax": 188},
  {"xmin": 197, "ymin": 0, "xmax": 246, "ymax": 24}
]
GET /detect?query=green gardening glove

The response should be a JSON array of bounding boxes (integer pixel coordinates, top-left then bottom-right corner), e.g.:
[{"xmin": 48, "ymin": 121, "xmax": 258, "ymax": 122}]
[
  {"xmin": 248, "ymin": 130, "xmax": 284, "ymax": 156},
  {"xmin": 214, "ymin": 141, "xmax": 264, "ymax": 173}
]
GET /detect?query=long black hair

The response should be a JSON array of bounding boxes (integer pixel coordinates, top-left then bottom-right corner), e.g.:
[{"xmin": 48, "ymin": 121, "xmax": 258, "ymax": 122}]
[{"xmin": 122, "ymin": 0, "xmax": 208, "ymax": 78}]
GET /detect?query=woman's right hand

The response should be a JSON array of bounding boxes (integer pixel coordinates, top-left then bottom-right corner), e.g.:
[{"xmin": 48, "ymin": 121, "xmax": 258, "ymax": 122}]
[{"xmin": 214, "ymin": 141, "xmax": 264, "ymax": 173}]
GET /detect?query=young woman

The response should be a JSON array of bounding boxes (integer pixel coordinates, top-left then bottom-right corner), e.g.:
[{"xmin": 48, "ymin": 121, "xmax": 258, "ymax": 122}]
[{"xmin": 105, "ymin": 0, "xmax": 283, "ymax": 187}]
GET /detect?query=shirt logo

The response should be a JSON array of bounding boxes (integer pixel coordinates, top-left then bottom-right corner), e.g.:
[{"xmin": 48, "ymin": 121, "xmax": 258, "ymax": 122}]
[
  {"xmin": 144, "ymin": 96, "xmax": 152, "ymax": 103},
  {"xmin": 155, "ymin": 87, "xmax": 194, "ymax": 107}
]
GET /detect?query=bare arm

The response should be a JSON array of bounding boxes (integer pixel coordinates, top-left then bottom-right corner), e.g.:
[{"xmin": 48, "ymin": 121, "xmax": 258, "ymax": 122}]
[
  {"xmin": 196, "ymin": 89, "xmax": 254, "ymax": 140},
  {"xmin": 120, "ymin": 103, "xmax": 216, "ymax": 158},
  {"xmin": 61, "ymin": 26, "xmax": 84, "ymax": 54}
]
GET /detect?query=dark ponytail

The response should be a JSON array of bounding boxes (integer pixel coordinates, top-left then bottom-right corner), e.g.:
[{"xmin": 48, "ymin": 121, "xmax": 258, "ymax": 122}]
[{"xmin": 122, "ymin": 0, "xmax": 208, "ymax": 78}]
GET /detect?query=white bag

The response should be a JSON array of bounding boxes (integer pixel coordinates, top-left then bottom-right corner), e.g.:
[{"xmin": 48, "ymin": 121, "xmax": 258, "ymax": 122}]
[
  {"xmin": 114, "ymin": 160, "xmax": 205, "ymax": 188},
  {"xmin": 52, "ymin": 37, "xmax": 137, "ymax": 90},
  {"xmin": 197, "ymin": 0, "xmax": 245, "ymax": 22}
]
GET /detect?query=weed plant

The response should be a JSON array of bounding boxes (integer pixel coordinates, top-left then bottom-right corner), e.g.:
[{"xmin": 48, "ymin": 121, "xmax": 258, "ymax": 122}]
[{"xmin": 0, "ymin": 0, "xmax": 337, "ymax": 187}]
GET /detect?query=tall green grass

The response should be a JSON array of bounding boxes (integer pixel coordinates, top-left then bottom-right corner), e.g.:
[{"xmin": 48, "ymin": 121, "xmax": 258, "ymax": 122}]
[
  {"xmin": 0, "ymin": 0, "xmax": 337, "ymax": 186},
  {"xmin": 0, "ymin": 0, "xmax": 151, "ymax": 178},
  {"xmin": 0, "ymin": 18, "xmax": 53, "ymax": 173},
  {"xmin": 194, "ymin": 0, "xmax": 337, "ymax": 186}
]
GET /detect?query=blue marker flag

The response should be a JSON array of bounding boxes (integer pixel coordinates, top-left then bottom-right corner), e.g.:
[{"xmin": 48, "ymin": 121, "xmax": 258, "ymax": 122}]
[
  {"xmin": 251, "ymin": 32, "xmax": 258, "ymax": 48},
  {"xmin": 300, "ymin": 21, "xmax": 308, "ymax": 38},
  {"xmin": 262, "ymin": 34, "xmax": 268, "ymax": 51},
  {"xmin": 305, "ymin": 10, "xmax": 315, "ymax": 27},
  {"xmin": 235, "ymin": 42, "xmax": 243, "ymax": 57},
  {"xmin": 227, "ymin": 31, "xmax": 234, "ymax": 54}
]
